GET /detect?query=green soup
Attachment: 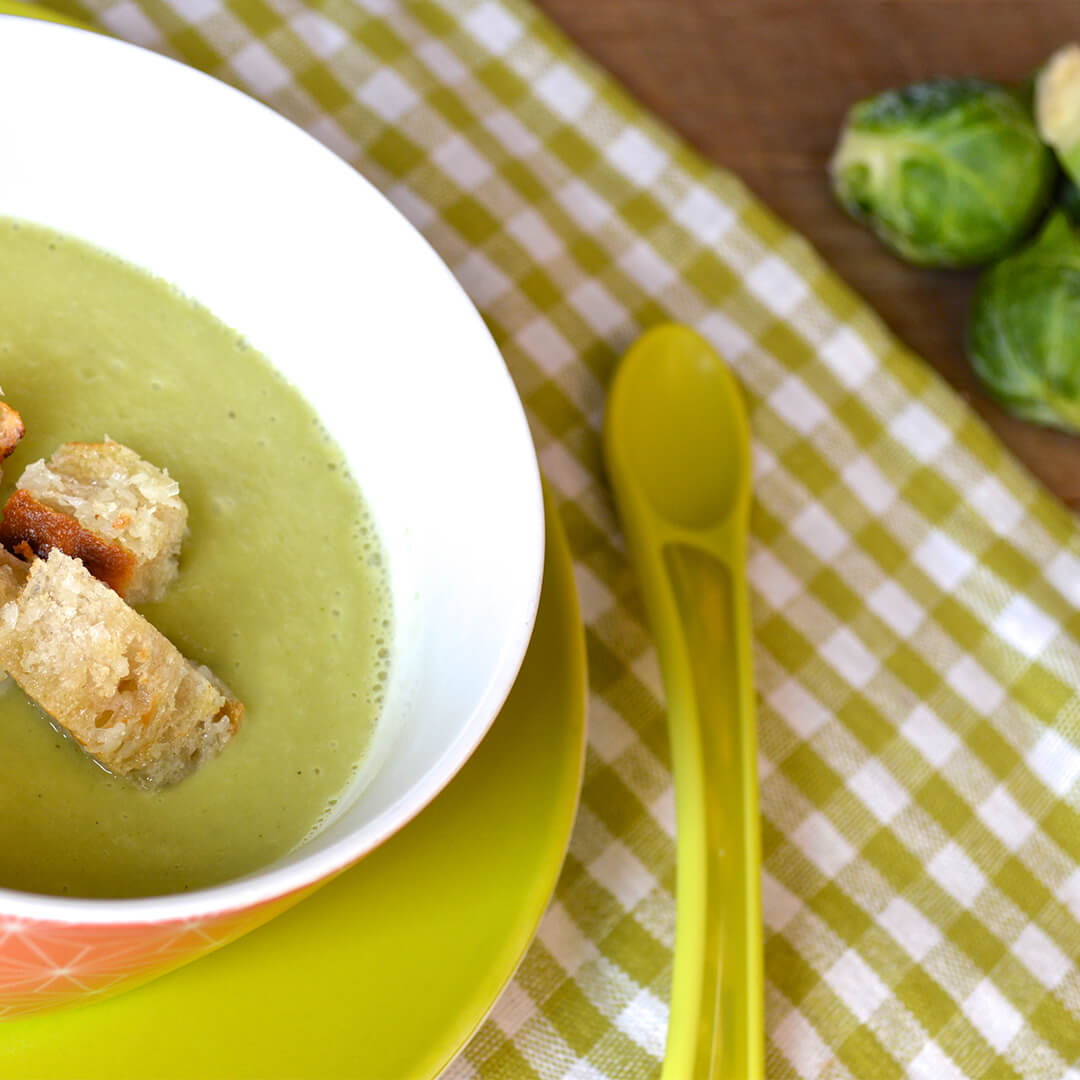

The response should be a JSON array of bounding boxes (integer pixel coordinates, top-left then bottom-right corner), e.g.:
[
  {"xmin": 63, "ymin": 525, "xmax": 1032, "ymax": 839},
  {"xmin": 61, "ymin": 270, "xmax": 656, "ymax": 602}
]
[{"xmin": 0, "ymin": 218, "xmax": 391, "ymax": 898}]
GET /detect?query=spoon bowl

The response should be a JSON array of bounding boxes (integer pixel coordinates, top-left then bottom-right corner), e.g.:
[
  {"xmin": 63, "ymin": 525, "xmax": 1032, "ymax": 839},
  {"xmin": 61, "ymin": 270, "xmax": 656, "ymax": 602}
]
[{"xmin": 608, "ymin": 323, "xmax": 749, "ymax": 533}]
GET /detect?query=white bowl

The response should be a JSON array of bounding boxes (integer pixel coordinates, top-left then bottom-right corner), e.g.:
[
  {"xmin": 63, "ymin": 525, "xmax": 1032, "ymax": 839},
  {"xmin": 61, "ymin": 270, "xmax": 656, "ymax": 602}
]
[{"xmin": 0, "ymin": 15, "xmax": 543, "ymax": 1017}]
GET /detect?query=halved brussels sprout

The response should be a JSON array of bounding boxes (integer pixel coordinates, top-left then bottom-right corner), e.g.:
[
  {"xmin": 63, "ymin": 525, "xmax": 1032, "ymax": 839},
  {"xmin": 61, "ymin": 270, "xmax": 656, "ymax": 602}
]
[
  {"xmin": 968, "ymin": 211, "xmax": 1080, "ymax": 432},
  {"xmin": 831, "ymin": 78, "xmax": 1055, "ymax": 267},
  {"xmin": 1036, "ymin": 44, "xmax": 1080, "ymax": 185}
]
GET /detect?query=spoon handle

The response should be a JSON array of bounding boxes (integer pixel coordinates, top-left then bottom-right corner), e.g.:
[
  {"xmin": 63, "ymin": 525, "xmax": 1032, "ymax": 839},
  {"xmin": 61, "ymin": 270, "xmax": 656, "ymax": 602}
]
[{"xmin": 658, "ymin": 538, "xmax": 763, "ymax": 1080}]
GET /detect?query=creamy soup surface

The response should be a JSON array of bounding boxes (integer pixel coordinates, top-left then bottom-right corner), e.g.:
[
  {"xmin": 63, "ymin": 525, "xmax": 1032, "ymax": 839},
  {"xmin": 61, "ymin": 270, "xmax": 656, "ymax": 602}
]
[{"xmin": 0, "ymin": 218, "xmax": 390, "ymax": 899}]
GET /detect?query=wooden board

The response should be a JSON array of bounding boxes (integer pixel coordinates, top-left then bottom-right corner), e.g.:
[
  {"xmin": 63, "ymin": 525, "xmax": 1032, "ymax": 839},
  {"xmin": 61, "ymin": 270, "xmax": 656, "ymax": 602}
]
[{"xmin": 534, "ymin": 0, "xmax": 1080, "ymax": 508}]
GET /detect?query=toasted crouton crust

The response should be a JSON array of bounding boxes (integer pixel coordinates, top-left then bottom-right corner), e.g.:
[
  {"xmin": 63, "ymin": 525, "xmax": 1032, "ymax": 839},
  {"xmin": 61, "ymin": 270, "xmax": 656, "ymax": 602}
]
[
  {"xmin": 0, "ymin": 550, "xmax": 243, "ymax": 787},
  {"xmin": 3, "ymin": 440, "xmax": 187, "ymax": 604},
  {"xmin": 0, "ymin": 489, "xmax": 138, "ymax": 596},
  {"xmin": 0, "ymin": 403, "xmax": 24, "ymax": 479}
]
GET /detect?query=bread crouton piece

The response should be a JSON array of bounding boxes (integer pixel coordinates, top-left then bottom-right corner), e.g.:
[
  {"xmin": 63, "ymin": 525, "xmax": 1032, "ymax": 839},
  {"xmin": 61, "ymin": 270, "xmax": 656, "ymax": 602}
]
[
  {"xmin": 0, "ymin": 550, "xmax": 243, "ymax": 787},
  {"xmin": 0, "ymin": 549, "xmax": 29, "ymax": 692},
  {"xmin": 0, "ymin": 440, "xmax": 187, "ymax": 604},
  {"xmin": 0, "ymin": 489, "xmax": 138, "ymax": 598},
  {"xmin": 0, "ymin": 547, "xmax": 28, "ymax": 605},
  {"xmin": 0, "ymin": 402, "xmax": 25, "ymax": 481}
]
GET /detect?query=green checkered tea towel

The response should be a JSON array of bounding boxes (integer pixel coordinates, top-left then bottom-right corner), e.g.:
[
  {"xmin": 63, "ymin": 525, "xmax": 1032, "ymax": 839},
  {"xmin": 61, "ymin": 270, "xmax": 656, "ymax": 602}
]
[{"xmin": 45, "ymin": 0, "xmax": 1080, "ymax": 1075}]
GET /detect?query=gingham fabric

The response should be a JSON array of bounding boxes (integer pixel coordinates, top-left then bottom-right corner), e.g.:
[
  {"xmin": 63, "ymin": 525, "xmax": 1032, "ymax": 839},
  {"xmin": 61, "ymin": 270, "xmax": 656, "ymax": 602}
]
[{"xmin": 44, "ymin": 0, "xmax": 1080, "ymax": 1075}]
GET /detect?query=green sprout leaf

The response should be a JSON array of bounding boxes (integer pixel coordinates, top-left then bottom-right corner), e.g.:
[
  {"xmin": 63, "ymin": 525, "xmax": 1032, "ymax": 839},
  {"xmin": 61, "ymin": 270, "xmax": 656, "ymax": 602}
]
[{"xmin": 1060, "ymin": 175, "xmax": 1080, "ymax": 225}]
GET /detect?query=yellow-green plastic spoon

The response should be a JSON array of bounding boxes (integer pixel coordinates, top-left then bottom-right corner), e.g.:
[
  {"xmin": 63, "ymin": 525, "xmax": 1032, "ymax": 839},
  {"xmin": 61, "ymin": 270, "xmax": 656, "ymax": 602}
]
[{"xmin": 603, "ymin": 323, "xmax": 763, "ymax": 1079}]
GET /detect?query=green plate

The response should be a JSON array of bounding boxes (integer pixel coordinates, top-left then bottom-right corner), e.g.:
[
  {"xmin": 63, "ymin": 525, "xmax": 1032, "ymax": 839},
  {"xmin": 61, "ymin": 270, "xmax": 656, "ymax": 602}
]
[{"xmin": 0, "ymin": 477, "xmax": 585, "ymax": 1078}]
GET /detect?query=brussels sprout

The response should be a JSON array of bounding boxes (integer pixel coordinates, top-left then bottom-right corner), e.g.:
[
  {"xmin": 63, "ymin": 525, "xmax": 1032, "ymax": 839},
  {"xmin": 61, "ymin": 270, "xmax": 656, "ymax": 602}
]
[
  {"xmin": 830, "ymin": 78, "xmax": 1056, "ymax": 267},
  {"xmin": 968, "ymin": 211, "xmax": 1080, "ymax": 432},
  {"xmin": 1036, "ymin": 44, "xmax": 1080, "ymax": 185}
]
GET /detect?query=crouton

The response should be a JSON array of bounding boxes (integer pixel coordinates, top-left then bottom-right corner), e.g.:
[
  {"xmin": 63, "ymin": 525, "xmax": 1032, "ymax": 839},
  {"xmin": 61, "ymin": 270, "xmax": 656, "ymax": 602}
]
[
  {"xmin": 0, "ymin": 401, "xmax": 25, "ymax": 480},
  {"xmin": 0, "ymin": 550, "xmax": 243, "ymax": 787},
  {"xmin": 0, "ymin": 550, "xmax": 28, "ymax": 691},
  {"xmin": 0, "ymin": 440, "xmax": 187, "ymax": 604},
  {"xmin": 0, "ymin": 489, "xmax": 138, "ymax": 598},
  {"xmin": 0, "ymin": 547, "xmax": 28, "ymax": 605}
]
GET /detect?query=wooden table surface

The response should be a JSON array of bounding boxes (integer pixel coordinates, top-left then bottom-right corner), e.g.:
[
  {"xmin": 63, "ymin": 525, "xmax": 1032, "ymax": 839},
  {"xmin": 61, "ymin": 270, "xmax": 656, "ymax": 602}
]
[{"xmin": 533, "ymin": 0, "xmax": 1080, "ymax": 509}]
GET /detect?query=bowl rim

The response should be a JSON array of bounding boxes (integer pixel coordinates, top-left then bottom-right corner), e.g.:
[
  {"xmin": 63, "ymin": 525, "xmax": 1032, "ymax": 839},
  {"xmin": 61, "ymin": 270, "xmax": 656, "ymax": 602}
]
[{"xmin": 0, "ymin": 15, "xmax": 545, "ymax": 925}]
